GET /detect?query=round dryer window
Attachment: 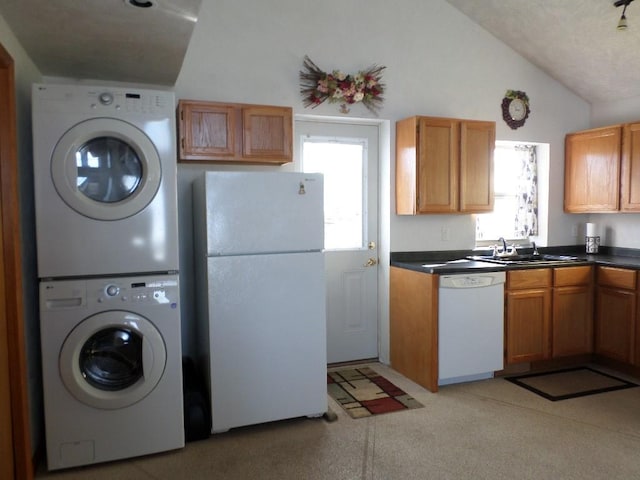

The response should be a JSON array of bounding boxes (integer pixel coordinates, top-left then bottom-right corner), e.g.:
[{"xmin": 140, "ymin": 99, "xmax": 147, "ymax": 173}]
[
  {"xmin": 59, "ymin": 311, "xmax": 166, "ymax": 410},
  {"xmin": 51, "ymin": 118, "xmax": 162, "ymax": 221}
]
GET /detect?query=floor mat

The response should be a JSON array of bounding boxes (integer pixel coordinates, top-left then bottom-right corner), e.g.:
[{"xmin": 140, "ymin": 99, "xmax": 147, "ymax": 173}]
[
  {"xmin": 327, "ymin": 366, "xmax": 424, "ymax": 418},
  {"xmin": 505, "ymin": 366, "xmax": 639, "ymax": 401}
]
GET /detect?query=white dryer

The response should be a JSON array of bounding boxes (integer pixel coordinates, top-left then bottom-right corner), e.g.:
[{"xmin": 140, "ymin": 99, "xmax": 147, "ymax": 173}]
[
  {"xmin": 32, "ymin": 83, "xmax": 179, "ymax": 278},
  {"xmin": 40, "ymin": 274, "xmax": 184, "ymax": 470}
]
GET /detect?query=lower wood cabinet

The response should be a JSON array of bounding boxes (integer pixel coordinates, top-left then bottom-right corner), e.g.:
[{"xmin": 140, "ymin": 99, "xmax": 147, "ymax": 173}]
[
  {"xmin": 506, "ymin": 266, "xmax": 594, "ymax": 365},
  {"xmin": 595, "ymin": 266, "xmax": 637, "ymax": 364},
  {"xmin": 596, "ymin": 287, "xmax": 635, "ymax": 363},
  {"xmin": 505, "ymin": 269, "xmax": 552, "ymax": 364},
  {"xmin": 389, "ymin": 266, "xmax": 438, "ymax": 392},
  {"xmin": 552, "ymin": 266, "xmax": 594, "ymax": 357},
  {"xmin": 390, "ymin": 262, "xmax": 640, "ymax": 385}
]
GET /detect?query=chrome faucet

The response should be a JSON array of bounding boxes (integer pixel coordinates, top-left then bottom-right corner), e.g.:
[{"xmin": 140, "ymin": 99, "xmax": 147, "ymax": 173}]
[
  {"xmin": 531, "ymin": 241, "xmax": 540, "ymax": 256},
  {"xmin": 494, "ymin": 237, "xmax": 518, "ymax": 257},
  {"xmin": 498, "ymin": 237, "xmax": 508, "ymax": 254}
]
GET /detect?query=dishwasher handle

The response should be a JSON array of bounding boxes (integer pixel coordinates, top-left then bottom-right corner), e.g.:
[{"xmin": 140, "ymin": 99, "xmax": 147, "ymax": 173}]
[{"xmin": 439, "ymin": 272, "xmax": 506, "ymax": 289}]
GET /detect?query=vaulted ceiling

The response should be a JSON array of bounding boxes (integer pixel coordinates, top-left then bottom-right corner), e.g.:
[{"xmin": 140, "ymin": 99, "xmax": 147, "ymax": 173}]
[
  {"xmin": 1, "ymin": 0, "xmax": 637, "ymax": 104},
  {"xmin": 446, "ymin": 0, "xmax": 640, "ymax": 104}
]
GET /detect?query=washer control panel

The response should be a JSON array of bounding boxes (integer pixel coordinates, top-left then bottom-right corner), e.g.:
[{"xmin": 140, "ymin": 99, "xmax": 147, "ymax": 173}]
[
  {"xmin": 39, "ymin": 275, "xmax": 180, "ymax": 311},
  {"xmin": 99, "ymin": 278, "xmax": 178, "ymax": 306}
]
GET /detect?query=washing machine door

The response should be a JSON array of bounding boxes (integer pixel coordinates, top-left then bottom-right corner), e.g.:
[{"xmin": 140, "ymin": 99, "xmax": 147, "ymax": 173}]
[
  {"xmin": 59, "ymin": 310, "xmax": 166, "ymax": 409},
  {"xmin": 51, "ymin": 118, "xmax": 162, "ymax": 221}
]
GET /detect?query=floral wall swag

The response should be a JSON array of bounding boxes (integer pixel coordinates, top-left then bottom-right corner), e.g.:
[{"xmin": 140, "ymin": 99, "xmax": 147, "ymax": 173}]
[{"xmin": 299, "ymin": 55, "xmax": 386, "ymax": 115}]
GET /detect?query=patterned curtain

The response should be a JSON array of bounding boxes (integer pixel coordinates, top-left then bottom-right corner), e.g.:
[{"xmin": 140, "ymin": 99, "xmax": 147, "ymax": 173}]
[{"xmin": 514, "ymin": 145, "xmax": 538, "ymax": 237}]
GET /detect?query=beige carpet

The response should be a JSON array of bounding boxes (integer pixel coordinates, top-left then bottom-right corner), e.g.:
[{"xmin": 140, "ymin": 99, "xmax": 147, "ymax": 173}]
[{"xmin": 506, "ymin": 366, "xmax": 638, "ymax": 401}]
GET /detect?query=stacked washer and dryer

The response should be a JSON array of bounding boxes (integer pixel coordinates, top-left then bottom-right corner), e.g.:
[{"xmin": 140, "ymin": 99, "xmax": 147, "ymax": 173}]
[{"xmin": 32, "ymin": 84, "xmax": 185, "ymax": 470}]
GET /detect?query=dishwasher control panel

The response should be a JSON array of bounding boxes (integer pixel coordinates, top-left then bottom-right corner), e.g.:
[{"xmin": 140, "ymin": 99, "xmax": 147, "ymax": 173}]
[{"xmin": 439, "ymin": 272, "xmax": 505, "ymax": 289}]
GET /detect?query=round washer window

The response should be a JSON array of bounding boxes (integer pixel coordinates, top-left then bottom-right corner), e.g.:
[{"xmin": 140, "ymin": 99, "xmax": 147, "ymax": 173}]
[
  {"xmin": 76, "ymin": 137, "xmax": 143, "ymax": 203},
  {"xmin": 79, "ymin": 327, "xmax": 143, "ymax": 391},
  {"xmin": 60, "ymin": 311, "xmax": 166, "ymax": 410}
]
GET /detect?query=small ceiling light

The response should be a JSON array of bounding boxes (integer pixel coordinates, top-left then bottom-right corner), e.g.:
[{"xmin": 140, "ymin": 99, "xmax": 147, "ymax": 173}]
[
  {"xmin": 615, "ymin": 0, "xmax": 635, "ymax": 30},
  {"xmin": 127, "ymin": 0, "xmax": 154, "ymax": 8}
]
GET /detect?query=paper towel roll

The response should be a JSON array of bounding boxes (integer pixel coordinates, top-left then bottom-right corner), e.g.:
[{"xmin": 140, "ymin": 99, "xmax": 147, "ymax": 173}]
[{"xmin": 586, "ymin": 223, "xmax": 596, "ymax": 237}]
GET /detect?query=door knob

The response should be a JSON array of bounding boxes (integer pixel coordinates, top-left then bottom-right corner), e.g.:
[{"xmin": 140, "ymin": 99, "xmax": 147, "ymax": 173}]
[{"xmin": 364, "ymin": 257, "xmax": 378, "ymax": 267}]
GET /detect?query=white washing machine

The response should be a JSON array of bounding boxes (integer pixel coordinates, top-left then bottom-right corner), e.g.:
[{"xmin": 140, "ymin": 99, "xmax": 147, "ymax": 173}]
[
  {"xmin": 39, "ymin": 274, "xmax": 184, "ymax": 470},
  {"xmin": 32, "ymin": 83, "xmax": 179, "ymax": 278}
]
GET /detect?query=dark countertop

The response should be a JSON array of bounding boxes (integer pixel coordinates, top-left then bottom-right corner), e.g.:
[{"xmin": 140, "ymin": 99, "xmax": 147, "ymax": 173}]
[{"xmin": 390, "ymin": 246, "xmax": 640, "ymax": 274}]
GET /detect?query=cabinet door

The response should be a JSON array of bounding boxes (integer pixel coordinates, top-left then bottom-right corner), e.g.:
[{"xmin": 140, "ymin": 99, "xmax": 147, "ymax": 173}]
[
  {"xmin": 389, "ymin": 267, "xmax": 439, "ymax": 392},
  {"xmin": 552, "ymin": 285, "xmax": 593, "ymax": 357},
  {"xmin": 505, "ymin": 289, "xmax": 551, "ymax": 364},
  {"xmin": 460, "ymin": 121, "xmax": 495, "ymax": 213},
  {"xmin": 179, "ymin": 101, "xmax": 237, "ymax": 160},
  {"xmin": 621, "ymin": 122, "xmax": 640, "ymax": 211},
  {"xmin": 595, "ymin": 286, "xmax": 635, "ymax": 363},
  {"xmin": 564, "ymin": 126, "xmax": 621, "ymax": 213},
  {"xmin": 395, "ymin": 117, "xmax": 418, "ymax": 214},
  {"xmin": 416, "ymin": 117, "xmax": 459, "ymax": 213},
  {"xmin": 242, "ymin": 106, "xmax": 292, "ymax": 162}
]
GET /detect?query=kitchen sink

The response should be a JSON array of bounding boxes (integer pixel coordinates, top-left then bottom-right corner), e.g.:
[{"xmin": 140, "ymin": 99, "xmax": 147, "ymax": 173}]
[{"xmin": 466, "ymin": 253, "xmax": 583, "ymax": 265}]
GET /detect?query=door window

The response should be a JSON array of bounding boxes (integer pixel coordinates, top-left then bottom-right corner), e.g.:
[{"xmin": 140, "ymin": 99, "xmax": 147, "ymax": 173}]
[
  {"xmin": 76, "ymin": 137, "xmax": 143, "ymax": 203},
  {"xmin": 302, "ymin": 139, "xmax": 366, "ymax": 250}
]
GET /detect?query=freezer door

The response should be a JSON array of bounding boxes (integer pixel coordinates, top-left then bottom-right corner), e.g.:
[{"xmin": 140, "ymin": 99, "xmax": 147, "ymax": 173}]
[
  {"xmin": 206, "ymin": 252, "xmax": 327, "ymax": 432},
  {"xmin": 201, "ymin": 171, "xmax": 324, "ymax": 255}
]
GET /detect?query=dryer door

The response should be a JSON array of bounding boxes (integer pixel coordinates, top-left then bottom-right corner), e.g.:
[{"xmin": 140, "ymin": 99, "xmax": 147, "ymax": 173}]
[
  {"xmin": 51, "ymin": 118, "xmax": 162, "ymax": 221},
  {"xmin": 59, "ymin": 310, "xmax": 166, "ymax": 409}
]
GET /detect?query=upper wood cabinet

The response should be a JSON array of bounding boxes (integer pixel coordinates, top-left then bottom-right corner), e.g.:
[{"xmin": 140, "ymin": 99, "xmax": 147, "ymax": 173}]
[
  {"xmin": 396, "ymin": 116, "xmax": 495, "ymax": 214},
  {"xmin": 621, "ymin": 122, "xmax": 640, "ymax": 211},
  {"xmin": 564, "ymin": 121, "xmax": 640, "ymax": 213},
  {"xmin": 178, "ymin": 100, "xmax": 292, "ymax": 165},
  {"xmin": 564, "ymin": 125, "xmax": 621, "ymax": 213}
]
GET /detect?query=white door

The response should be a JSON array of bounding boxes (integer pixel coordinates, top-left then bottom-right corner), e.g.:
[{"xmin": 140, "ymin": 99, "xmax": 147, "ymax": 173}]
[{"xmin": 297, "ymin": 120, "xmax": 379, "ymax": 364}]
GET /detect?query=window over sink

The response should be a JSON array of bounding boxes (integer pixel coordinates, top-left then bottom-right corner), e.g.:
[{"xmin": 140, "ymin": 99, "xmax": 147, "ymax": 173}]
[{"xmin": 476, "ymin": 141, "xmax": 546, "ymax": 247}]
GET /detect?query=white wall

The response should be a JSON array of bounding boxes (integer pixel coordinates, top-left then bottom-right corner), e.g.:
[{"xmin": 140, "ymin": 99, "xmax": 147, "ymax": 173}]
[
  {"xmin": 0, "ymin": 13, "xmax": 42, "ymax": 453},
  {"xmin": 174, "ymin": 0, "xmax": 591, "ymax": 359}
]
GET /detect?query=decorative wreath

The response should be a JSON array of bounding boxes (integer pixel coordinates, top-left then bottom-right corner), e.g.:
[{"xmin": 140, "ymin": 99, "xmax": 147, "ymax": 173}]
[{"xmin": 299, "ymin": 55, "xmax": 386, "ymax": 114}]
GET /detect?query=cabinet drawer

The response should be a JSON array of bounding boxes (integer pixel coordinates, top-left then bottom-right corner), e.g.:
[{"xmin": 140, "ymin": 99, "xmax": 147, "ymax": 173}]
[
  {"xmin": 597, "ymin": 266, "xmax": 636, "ymax": 290},
  {"xmin": 507, "ymin": 269, "xmax": 552, "ymax": 289},
  {"xmin": 554, "ymin": 266, "xmax": 592, "ymax": 286}
]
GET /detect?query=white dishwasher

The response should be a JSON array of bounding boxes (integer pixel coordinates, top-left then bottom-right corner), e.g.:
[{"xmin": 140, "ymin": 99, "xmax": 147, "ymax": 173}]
[{"xmin": 438, "ymin": 271, "xmax": 505, "ymax": 386}]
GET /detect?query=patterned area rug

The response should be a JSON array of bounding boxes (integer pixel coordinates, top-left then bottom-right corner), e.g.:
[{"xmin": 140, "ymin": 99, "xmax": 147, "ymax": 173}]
[
  {"xmin": 506, "ymin": 367, "xmax": 639, "ymax": 401},
  {"xmin": 327, "ymin": 366, "xmax": 424, "ymax": 418}
]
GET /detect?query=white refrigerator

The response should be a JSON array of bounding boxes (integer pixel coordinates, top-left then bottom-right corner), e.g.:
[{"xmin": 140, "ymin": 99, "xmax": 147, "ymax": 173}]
[{"xmin": 192, "ymin": 171, "xmax": 327, "ymax": 433}]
